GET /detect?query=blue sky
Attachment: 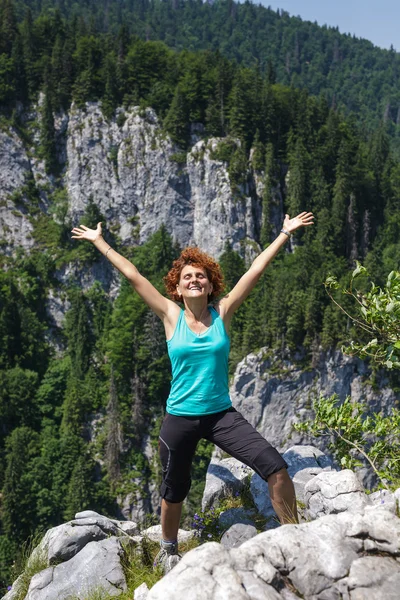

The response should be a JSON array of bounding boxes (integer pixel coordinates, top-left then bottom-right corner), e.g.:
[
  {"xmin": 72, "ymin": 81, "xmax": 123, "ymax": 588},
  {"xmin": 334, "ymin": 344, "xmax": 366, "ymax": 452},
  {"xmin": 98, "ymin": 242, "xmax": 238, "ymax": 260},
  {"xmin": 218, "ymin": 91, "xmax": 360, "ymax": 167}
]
[{"xmin": 258, "ymin": 1, "xmax": 398, "ymax": 51}]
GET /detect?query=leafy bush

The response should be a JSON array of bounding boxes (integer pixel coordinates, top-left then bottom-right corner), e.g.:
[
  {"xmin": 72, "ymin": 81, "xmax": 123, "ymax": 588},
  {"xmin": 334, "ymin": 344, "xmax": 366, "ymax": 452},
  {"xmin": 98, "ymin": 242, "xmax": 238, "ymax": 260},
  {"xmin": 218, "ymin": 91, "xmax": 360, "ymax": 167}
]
[
  {"xmin": 295, "ymin": 394, "xmax": 400, "ymax": 490},
  {"xmin": 325, "ymin": 264, "xmax": 400, "ymax": 369}
]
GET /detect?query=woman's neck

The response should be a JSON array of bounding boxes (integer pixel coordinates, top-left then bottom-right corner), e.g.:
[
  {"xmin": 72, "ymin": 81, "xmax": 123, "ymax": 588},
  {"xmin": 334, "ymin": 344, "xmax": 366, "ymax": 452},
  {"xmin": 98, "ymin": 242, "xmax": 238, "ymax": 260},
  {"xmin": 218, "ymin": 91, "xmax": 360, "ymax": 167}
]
[{"xmin": 183, "ymin": 299, "xmax": 209, "ymax": 321}]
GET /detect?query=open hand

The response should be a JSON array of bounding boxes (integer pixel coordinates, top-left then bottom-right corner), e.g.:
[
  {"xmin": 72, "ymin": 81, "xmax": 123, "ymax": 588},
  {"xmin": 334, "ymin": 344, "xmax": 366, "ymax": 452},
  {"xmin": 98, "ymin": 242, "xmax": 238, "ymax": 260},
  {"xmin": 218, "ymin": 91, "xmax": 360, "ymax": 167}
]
[
  {"xmin": 71, "ymin": 222, "xmax": 102, "ymax": 242},
  {"xmin": 283, "ymin": 212, "xmax": 314, "ymax": 234}
]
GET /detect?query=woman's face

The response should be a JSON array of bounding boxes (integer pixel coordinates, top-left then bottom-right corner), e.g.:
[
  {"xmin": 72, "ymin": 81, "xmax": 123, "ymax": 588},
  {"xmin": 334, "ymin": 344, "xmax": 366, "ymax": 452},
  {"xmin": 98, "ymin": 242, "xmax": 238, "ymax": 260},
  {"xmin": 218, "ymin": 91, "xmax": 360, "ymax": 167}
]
[{"xmin": 177, "ymin": 265, "xmax": 213, "ymax": 300}]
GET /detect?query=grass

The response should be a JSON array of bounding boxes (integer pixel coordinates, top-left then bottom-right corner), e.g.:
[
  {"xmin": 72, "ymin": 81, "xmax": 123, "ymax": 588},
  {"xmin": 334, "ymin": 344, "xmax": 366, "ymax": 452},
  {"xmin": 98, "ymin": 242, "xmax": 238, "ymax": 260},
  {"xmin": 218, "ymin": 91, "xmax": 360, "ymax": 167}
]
[{"xmin": 9, "ymin": 534, "xmax": 48, "ymax": 600}]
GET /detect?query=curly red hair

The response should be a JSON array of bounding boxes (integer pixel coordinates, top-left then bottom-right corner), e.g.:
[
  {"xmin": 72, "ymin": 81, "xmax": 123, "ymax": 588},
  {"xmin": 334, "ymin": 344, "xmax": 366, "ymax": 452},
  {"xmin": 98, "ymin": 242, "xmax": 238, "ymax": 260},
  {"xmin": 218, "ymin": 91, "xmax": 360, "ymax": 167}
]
[{"xmin": 164, "ymin": 247, "xmax": 225, "ymax": 302}]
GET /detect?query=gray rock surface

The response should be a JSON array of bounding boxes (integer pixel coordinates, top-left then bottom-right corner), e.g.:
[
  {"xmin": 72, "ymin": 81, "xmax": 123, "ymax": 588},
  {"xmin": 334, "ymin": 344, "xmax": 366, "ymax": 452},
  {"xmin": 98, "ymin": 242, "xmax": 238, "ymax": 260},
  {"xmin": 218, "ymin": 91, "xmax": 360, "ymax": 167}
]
[
  {"xmin": 284, "ymin": 445, "xmax": 334, "ymax": 476},
  {"xmin": 220, "ymin": 523, "xmax": 258, "ymax": 548},
  {"xmin": 231, "ymin": 349, "xmax": 399, "ymax": 461},
  {"xmin": 202, "ymin": 457, "xmax": 253, "ymax": 511},
  {"xmin": 147, "ymin": 508, "xmax": 400, "ymax": 600},
  {"xmin": 27, "ymin": 513, "xmax": 119, "ymax": 567},
  {"xmin": 0, "ymin": 129, "xmax": 36, "ymax": 255},
  {"xmin": 134, "ymin": 582, "xmax": 150, "ymax": 600},
  {"xmin": 305, "ymin": 469, "xmax": 370, "ymax": 519},
  {"xmin": 218, "ymin": 507, "xmax": 257, "ymax": 530},
  {"xmin": 25, "ymin": 537, "xmax": 126, "ymax": 600},
  {"xmin": 141, "ymin": 524, "xmax": 194, "ymax": 544},
  {"xmin": 347, "ymin": 556, "xmax": 400, "ymax": 599}
]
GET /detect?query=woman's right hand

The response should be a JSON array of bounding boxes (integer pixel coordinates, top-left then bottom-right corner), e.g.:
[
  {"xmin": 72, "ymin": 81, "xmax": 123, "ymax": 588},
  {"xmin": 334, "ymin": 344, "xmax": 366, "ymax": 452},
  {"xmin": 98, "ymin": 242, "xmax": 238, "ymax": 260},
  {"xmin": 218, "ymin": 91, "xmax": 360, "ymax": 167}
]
[{"xmin": 71, "ymin": 222, "xmax": 102, "ymax": 242}]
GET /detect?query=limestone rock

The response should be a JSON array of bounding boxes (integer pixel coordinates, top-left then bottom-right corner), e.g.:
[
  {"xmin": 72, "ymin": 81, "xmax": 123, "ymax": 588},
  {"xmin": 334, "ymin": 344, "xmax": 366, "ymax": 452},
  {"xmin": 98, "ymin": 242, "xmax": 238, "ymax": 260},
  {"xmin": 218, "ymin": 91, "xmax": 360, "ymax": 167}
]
[
  {"xmin": 134, "ymin": 582, "xmax": 150, "ymax": 600},
  {"xmin": 147, "ymin": 508, "xmax": 400, "ymax": 600},
  {"xmin": 220, "ymin": 523, "xmax": 258, "ymax": 548},
  {"xmin": 202, "ymin": 457, "xmax": 253, "ymax": 511},
  {"xmin": 347, "ymin": 556, "xmax": 400, "ymax": 599},
  {"xmin": 284, "ymin": 445, "xmax": 334, "ymax": 476},
  {"xmin": 25, "ymin": 537, "xmax": 126, "ymax": 600},
  {"xmin": 305, "ymin": 469, "xmax": 370, "ymax": 519},
  {"xmin": 141, "ymin": 524, "xmax": 194, "ymax": 544},
  {"xmin": 0, "ymin": 129, "xmax": 35, "ymax": 255},
  {"xmin": 230, "ymin": 349, "xmax": 399, "ymax": 463}
]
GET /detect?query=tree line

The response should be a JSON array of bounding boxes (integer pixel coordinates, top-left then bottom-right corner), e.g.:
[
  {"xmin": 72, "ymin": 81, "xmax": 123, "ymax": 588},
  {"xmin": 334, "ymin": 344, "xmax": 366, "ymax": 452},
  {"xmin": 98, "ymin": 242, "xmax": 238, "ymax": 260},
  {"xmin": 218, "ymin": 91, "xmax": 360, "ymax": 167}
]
[{"xmin": 2, "ymin": 0, "xmax": 400, "ymax": 148}]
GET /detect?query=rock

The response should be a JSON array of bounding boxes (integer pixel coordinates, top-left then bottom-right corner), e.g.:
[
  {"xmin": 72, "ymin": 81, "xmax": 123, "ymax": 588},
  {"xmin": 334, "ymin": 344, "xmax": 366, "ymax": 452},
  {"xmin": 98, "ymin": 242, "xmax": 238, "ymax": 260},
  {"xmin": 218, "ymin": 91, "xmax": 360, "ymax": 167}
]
[
  {"xmin": 141, "ymin": 524, "xmax": 194, "ymax": 544},
  {"xmin": 218, "ymin": 507, "xmax": 256, "ymax": 530},
  {"xmin": 115, "ymin": 521, "xmax": 140, "ymax": 536},
  {"xmin": 347, "ymin": 556, "xmax": 400, "ymax": 599},
  {"xmin": 305, "ymin": 469, "xmax": 370, "ymax": 519},
  {"xmin": 68, "ymin": 516, "xmax": 118, "ymax": 534},
  {"xmin": 292, "ymin": 467, "xmax": 328, "ymax": 503},
  {"xmin": 147, "ymin": 507, "xmax": 400, "ymax": 599},
  {"xmin": 230, "ymin": 349, "xmax": 399, "ymax": 467},
  {"xmin": 249, "ymin": 474, "xmax": 275, "ymax": 520},
  {"xmin": 25, "ymin": 537, "xmax": 126, "ymax": 600},
  {"xmin": 0, "ymin": 129, "xmax": 36, "ymax": 256},
  {"xmin": 29, "ymin": 522, "xmax": 109, "ymax": 565},
  {"xmin": 74, "ymin": 510, "xmax": 103, "ymax": 519},
  {"xmin": 202, "ymin": 457, "xmax": 253, "ymax": 511},
  {"xmin": 148, "ymin": 542, "xmax": 249, "ymax": 600},
  {"xmin": 134, "ymin": 582, "xmax": 149, "ymax": 600},
  {"xmin": 220, "ymin": 523, "xmax": 258, "ymax": 548},
  {"xmin": 368, "ymin": 488, "xmax": 397, "ymax": 514},
  {"xmin": 284, "ymin": 445, "xmax": 334, "ymax": 477}
]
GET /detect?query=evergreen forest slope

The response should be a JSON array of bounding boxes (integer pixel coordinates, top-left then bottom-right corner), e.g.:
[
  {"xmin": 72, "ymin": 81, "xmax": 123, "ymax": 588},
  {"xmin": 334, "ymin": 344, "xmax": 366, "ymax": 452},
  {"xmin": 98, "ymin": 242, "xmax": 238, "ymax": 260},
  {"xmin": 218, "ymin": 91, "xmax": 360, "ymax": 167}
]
[
  {"xmin": 2, "ymin": 0, "xmax": 400, "ymax": 594},
  {"xmin": 2, "ymin": 0, "xmax": 400, "ymax": 144}
]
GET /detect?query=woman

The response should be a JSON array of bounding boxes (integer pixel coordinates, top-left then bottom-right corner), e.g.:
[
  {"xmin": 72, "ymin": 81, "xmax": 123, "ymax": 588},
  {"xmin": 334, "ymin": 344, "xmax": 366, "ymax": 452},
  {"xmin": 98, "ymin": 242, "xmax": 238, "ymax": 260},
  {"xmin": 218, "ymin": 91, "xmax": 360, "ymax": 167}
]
[{"xmin": 71, "ymin": 211, "xmax": 314, "ymax": 571}]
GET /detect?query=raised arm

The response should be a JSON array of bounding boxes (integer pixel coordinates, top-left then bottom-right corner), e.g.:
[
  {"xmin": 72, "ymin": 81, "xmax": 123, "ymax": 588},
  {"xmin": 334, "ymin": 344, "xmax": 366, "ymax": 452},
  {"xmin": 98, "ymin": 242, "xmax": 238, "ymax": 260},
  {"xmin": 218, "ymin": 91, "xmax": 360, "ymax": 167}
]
[
  {"xmin": 71, "ymin": 222, "xmax": 175, "ymax": 320},
  {"xmin": 219, "ymin": 212, "xmax": 314, "ymax": 323}
]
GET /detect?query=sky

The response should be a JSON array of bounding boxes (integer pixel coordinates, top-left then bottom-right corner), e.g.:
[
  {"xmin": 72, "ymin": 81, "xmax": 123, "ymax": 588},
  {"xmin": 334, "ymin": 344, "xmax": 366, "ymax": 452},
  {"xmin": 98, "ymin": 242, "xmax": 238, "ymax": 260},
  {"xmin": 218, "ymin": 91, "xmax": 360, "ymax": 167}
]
[{"xmin": 258, "ymin": 1, "xmax": 399, "ymax": 51}]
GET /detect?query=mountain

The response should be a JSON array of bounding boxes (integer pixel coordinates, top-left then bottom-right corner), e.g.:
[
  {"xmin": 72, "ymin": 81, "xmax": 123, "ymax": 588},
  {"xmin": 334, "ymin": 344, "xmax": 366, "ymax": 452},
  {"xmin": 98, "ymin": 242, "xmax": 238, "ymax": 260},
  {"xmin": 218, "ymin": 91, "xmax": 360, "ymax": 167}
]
[{"xmin": 2, "ymin": 0, "xmax": 400, "ymax": 143}]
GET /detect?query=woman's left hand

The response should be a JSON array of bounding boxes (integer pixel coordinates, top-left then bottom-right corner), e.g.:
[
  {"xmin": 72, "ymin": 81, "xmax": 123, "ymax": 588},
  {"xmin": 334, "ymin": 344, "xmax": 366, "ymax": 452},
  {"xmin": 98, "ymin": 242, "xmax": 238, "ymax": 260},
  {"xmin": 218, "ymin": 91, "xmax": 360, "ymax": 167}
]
[{"xmin": 283, "ymin": 212, "xmax": 314, "ymax": 233}]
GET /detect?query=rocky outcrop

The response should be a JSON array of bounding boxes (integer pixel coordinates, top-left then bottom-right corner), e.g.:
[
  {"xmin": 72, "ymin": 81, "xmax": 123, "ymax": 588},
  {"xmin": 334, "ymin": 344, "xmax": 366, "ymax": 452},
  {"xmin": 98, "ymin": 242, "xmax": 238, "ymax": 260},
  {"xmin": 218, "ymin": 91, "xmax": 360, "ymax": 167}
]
[
  {"xmin": 3, "ymin": 448, "xmax": 400, "ymax": 600},
  {"xmin": 0, "ymin": 103, "xmax": 265, "ymax": 263},
  {"xmin": 0, "ymin": 129, "xmax": 35, "ymax": 254},
  {"xmin": 231, "ymin": 348, "xmax": 399, "ymax": 484},
  {"xmin": 148, "ymin": 507, "xmax": 400, "ymax": 600}
]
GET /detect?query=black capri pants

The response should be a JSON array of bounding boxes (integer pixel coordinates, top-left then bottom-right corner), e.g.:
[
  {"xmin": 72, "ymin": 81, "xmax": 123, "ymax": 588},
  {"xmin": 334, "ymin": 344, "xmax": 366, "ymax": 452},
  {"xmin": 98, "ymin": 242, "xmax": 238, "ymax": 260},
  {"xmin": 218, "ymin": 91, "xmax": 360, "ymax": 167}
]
[{"xmin": 159, "ymin": 406, "xmax": 288, "ymax": 503}]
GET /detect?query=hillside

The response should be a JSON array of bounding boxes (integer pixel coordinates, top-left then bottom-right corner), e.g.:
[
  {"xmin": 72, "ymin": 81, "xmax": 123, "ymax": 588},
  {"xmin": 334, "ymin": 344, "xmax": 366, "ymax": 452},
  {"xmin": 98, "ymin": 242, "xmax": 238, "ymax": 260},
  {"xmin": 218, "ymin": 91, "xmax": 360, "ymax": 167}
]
[{"xmin": 2, "ymin": 0, "xmax": 400, "ymax": 141}]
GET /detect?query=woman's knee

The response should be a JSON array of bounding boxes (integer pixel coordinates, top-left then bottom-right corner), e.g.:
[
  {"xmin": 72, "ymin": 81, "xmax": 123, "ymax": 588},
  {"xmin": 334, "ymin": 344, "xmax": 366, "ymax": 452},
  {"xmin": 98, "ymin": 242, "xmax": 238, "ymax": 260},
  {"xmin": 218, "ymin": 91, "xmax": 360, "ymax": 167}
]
[{"xmin": 160, "ymin": 478, "xmax": 191, "ymax": 503}]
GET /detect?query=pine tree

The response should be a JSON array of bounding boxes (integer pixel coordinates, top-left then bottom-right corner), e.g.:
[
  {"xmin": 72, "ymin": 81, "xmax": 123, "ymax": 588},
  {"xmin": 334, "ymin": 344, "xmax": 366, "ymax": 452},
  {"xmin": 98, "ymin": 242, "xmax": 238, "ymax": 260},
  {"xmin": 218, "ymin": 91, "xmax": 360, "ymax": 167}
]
[
  {"xmin": 0, "ymin": 0, "xmax": 17, "ymax": 55},
  {"xmin": 101, "ymin": 51, "xmax": 118, "ymax": 120},
  {"xmin": 40, "ymin": 78, "xmax": 57, "ymax": 174},
  {"xmin": 286, "ymin": 129, "xmax": 309, "ymax": 217},
  {"xmin": 105, "ymin": 367, "xmax": 122, "ymax": 487},
  {"xmin": 164, "ymin": 84, "xmax": 189, "ymax": 147},
  {"xmin": 2, "ymin": 427, "xmax": 40, "ymax": 542}
]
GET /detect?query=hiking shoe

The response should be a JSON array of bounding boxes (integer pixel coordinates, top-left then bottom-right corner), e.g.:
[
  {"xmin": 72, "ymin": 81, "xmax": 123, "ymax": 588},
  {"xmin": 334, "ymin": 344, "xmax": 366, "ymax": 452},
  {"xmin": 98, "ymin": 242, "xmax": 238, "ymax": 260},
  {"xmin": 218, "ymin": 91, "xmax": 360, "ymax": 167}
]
[{"xmin": 153, "ymin": 541, "xmax": 181, "ymax": 574}]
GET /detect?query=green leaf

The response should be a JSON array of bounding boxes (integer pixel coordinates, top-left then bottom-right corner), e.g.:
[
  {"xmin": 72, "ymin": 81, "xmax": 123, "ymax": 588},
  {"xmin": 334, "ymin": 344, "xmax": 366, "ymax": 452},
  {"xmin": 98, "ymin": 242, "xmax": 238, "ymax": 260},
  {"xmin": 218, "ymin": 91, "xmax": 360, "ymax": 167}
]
[{"xmin": 352, "ymin": 262, "xmax": 367, "ymax": 279}]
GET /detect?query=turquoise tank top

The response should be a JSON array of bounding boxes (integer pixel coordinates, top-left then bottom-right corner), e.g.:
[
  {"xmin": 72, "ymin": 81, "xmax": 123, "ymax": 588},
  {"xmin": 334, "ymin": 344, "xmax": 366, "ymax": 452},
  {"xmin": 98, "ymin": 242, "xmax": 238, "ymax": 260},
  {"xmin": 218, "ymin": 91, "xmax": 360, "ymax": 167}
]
[{"xmin": 166, "ymin": 307, "xmax": 232, "ymax": 416}]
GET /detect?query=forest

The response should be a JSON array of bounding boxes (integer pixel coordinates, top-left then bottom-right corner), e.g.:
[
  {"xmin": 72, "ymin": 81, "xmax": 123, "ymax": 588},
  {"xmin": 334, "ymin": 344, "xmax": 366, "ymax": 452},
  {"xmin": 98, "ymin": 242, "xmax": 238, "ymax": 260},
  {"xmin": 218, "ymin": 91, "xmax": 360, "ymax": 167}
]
[
  {"xmin": 1, "ymin": 0, "xmax": 400, "ymax": 592},
  {"xmin": 1, "ymin": 0, "xmax": 400, "ymax": 145}
]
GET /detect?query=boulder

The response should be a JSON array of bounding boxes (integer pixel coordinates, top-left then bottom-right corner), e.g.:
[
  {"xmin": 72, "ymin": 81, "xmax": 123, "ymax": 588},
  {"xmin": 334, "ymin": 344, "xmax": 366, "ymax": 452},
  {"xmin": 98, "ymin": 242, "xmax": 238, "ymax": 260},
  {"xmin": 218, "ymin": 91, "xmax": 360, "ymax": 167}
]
[
  {"xmin": 25, "ymin": 537, "xmax": 126, "ymax": 600},
  {"xmin": 220, "ymin": 523, "xmax": 258, "ymax": 549},
  {"xmin": 305, "ymin": 469, "xmax": 370, "ymax": 519},
  {"xmin": 283, "ymin": 445, "xmax": 334, "ymax": 477},
  {"xmin": 134, "ymin": 582, "xmax": 150, "ymax": 600},
  {"xmin": 141, "ymin": 524, "xmax": 194, "ymax": 544},
  {"xmin": 202, "ymin": 457, "xmax": 253, "ymax": 511},
  {"xmin": 147, "ymin": 508, "xmax": 400, "ymax": 600}
]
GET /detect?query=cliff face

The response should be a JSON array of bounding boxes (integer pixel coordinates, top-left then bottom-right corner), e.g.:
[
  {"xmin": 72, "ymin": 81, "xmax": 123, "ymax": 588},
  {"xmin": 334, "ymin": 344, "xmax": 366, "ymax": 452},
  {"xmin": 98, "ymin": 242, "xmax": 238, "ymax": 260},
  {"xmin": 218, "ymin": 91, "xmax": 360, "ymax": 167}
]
[{"xmin": 0, "ymin": 103, "xmax": 267, "ymax": 262}]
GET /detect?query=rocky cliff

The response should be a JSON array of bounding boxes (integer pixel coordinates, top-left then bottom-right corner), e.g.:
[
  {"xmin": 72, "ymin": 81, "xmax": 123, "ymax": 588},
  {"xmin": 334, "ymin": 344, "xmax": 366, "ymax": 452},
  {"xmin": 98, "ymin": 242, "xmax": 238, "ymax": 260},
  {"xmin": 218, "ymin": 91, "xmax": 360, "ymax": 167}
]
[{"xmin": 0, "ymin": 103, "xmax": 269, "ymax": 263}]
